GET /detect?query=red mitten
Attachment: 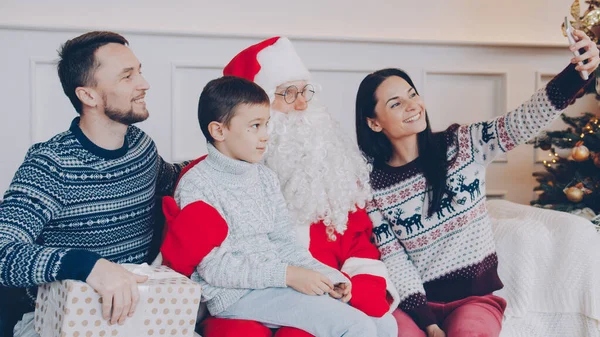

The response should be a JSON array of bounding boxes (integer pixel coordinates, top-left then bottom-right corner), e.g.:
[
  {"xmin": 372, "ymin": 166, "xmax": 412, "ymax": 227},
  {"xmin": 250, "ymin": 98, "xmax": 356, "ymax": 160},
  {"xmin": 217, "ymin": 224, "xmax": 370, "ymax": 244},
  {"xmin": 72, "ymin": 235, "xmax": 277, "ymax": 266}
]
[
  {"xmin": 349, "ymin": 274, "xmax": 389, "ymax": 317},
  {"xmin": 160, "ymin": 197, "xmax": 228, "ymax": 277},
  {"xmin": 162, "ymin": 196, "xmax": 181, "ymax": 226}
]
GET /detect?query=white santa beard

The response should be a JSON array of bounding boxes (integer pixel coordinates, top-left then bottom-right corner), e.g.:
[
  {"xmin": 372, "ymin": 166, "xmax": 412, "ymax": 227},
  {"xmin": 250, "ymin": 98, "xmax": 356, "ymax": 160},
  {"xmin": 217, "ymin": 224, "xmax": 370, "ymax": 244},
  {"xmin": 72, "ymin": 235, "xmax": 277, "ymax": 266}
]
[{"xmin": 264, "ymin": 103, "xmax": 372, "ymax": 234}]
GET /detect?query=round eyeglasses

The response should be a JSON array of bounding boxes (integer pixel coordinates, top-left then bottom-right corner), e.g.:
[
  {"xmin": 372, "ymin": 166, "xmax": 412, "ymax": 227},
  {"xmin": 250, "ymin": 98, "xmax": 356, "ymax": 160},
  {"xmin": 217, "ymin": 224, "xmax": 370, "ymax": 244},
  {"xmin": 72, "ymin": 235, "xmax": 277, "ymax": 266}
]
[{"xmin": 274, "ymin": 84, "xmax": 315, "ymax": 104}]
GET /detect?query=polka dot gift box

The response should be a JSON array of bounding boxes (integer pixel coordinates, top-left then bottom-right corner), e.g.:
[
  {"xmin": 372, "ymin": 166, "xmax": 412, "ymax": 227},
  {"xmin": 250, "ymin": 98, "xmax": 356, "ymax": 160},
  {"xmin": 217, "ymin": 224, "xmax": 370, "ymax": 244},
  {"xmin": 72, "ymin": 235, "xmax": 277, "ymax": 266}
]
[{"xmin": 34, "ymin": 264, "xmax": 202, "ymax": 337}]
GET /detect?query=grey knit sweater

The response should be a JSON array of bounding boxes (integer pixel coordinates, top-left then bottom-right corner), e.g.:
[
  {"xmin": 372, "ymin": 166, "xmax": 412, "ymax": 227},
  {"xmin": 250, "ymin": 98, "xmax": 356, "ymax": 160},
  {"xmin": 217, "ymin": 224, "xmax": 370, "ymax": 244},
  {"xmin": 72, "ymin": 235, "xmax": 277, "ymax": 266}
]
[{"xmin": 175, "ymin": 144, "xmax": 349, "ymax": 315}]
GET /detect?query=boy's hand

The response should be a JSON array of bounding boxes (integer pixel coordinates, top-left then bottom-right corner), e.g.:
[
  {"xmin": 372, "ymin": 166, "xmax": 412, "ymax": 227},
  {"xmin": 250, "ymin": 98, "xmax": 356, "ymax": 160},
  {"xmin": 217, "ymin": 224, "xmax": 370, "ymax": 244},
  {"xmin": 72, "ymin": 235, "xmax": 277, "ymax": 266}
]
[
  {"xmin": 286, "ymin": 266, "xmax": 335, "ymax": 296},
  {"xmin": 333, "ymin": 282, "xmax": 352, "ymax": 303}
]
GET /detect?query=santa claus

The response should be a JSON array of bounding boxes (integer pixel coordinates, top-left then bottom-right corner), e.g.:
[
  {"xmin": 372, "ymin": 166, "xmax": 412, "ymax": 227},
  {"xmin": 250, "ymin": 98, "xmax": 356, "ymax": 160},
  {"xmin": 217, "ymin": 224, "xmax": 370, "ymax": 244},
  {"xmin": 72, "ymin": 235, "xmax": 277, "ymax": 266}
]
[{"xmin": 160, "ymin": 37, "xmax": 400, "ymax": 337}]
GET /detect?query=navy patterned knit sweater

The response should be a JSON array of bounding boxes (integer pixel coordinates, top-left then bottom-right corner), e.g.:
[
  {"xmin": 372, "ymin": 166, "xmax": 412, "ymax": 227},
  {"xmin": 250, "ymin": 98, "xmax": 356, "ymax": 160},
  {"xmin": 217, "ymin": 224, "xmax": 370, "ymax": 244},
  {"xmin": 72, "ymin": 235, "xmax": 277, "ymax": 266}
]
[{"xmin": 0, "ymin": 118, "xmax": 185, "ymax": 305}]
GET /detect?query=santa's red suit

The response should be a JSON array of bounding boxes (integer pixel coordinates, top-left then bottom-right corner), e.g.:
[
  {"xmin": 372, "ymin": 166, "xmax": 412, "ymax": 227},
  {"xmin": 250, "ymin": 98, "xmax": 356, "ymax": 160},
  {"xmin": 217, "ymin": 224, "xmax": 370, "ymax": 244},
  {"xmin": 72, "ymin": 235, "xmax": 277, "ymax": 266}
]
[{"xmin": 159, "ymin": 37, "xmax": 400, "ymax": 337}]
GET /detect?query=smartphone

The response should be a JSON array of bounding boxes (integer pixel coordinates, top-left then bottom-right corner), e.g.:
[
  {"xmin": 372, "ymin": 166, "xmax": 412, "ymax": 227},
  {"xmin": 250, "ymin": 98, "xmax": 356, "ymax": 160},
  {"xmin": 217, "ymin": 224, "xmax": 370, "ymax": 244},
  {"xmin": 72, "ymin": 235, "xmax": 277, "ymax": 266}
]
[{"xmin": 565, "ymin": 17, "xmax": 590, "ymax": 80}]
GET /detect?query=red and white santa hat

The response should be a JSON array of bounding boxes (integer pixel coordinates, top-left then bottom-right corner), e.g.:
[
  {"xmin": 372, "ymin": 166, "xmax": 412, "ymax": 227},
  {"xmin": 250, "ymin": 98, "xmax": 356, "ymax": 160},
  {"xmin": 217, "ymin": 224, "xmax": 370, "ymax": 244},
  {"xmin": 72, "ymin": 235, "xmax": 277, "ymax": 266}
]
[{"xmin": 223, "ymin": 36, "xmax": 311, "ymax": 95}]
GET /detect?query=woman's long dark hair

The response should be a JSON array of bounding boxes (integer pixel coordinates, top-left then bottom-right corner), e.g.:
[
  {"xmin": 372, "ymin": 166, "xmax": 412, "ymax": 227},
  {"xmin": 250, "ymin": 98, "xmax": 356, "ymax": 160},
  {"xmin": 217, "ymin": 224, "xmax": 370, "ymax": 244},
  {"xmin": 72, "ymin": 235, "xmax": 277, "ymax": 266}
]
[{"xmin": 355, "ymin": 68, "xmax": 451, "ymax": 217}]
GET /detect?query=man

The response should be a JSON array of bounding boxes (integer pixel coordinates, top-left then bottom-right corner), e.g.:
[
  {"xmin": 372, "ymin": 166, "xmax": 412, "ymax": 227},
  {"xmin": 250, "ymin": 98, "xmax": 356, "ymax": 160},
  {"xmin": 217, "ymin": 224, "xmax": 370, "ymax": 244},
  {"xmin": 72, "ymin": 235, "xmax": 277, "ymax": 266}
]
[
  {"xmin": 0, "ymin": 31, "xmax": 186, "ymax": 337},
  {"xmin": 161, "ymin": 37, "xmax": 400, "ymax": 337}
]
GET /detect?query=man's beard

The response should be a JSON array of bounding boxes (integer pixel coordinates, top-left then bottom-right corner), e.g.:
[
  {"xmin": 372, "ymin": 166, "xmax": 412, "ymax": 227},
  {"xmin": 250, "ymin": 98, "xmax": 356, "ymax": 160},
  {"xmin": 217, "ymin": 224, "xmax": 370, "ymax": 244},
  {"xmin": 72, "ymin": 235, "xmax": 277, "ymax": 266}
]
[
  {"xmin": 103, "ymin": 95, "xmax": 149, "ymax": 125},
  {"xmin": 264, "ymin": 102, "xmax": 371, "ymax": 234}
]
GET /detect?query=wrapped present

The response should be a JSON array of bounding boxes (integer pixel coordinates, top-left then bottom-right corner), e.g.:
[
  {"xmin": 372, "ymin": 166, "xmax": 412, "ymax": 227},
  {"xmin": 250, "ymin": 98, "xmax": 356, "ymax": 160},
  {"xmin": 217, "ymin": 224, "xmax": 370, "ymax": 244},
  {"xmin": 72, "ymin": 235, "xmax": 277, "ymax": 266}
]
[{"xmin": 34, "ymin": 263, "xmax": 202, "ymax": 337}]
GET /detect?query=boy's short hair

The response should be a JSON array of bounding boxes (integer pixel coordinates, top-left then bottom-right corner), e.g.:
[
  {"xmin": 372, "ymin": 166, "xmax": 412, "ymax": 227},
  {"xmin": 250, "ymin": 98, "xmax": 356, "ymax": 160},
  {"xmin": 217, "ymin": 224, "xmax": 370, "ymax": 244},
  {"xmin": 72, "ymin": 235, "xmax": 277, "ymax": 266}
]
[{"xmin": 198, "ymin": 76, "xmax": 270, "ymax": 143}]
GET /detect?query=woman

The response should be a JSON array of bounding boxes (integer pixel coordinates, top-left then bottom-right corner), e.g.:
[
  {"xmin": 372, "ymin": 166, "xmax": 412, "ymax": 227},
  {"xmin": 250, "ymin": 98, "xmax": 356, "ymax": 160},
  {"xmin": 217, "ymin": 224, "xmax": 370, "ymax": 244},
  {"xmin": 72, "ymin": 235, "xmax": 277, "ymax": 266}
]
[{"xmin": 354, "ymin": 30, "xmax": 599, "ymax": 337}]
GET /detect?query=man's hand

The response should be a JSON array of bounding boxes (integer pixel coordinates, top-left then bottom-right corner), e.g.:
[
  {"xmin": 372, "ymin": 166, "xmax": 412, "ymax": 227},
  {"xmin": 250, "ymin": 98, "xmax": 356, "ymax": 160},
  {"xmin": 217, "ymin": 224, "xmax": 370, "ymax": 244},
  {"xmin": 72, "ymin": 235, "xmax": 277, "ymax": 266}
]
[
  {"xmin": 425, "ymin": 324, "xmax": 446, "ymax": 337},
  {"xmin": 286, "ymin": 266, "xmax": 335, "ymax": 296},
  {"xmin": 85, "ymin": 259, "xmax": 148, "ymax": 325}
]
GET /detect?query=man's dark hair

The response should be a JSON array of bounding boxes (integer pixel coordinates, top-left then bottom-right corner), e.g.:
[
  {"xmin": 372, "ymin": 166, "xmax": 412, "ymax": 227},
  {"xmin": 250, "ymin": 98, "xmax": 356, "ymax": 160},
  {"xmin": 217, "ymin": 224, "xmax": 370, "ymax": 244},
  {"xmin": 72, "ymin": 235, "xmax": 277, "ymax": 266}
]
[{"xmin": 57, "ymin": 31, "xmax": 129, "ymax": 114}]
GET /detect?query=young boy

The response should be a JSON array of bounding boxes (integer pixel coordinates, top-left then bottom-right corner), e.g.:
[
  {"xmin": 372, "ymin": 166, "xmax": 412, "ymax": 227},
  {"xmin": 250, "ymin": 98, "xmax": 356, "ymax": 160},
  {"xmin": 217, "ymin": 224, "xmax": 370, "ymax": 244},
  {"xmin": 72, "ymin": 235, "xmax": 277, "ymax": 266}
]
[{"xmin": 162, "ymin": 76, "xmax": 397, "ymax": 337}]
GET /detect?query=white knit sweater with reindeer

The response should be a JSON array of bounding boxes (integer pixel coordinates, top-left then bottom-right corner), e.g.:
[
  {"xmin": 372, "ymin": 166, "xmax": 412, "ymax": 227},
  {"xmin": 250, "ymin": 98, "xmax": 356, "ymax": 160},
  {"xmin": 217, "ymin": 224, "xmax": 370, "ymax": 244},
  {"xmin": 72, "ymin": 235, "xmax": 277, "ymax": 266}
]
[{"xmin": 366, "ymin": 64, "xmax": 591, "ymax": 330}]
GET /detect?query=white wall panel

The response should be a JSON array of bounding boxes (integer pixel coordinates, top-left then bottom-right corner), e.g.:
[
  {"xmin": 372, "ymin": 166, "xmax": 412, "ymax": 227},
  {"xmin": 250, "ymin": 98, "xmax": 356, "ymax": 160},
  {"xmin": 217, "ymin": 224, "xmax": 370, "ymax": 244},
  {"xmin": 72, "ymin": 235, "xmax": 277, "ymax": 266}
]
[{"xmin": 2, "ymin": 27, "xmax": 597, "ymax": 205}]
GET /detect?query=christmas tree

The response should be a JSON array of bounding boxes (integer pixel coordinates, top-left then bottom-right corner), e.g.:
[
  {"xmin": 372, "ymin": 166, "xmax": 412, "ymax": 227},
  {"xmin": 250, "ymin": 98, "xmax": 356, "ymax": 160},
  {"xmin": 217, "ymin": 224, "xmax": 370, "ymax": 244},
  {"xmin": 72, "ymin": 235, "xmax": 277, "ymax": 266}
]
[
  {"xmin": 529, "ymin": 0, "xmax": 600, "ymax": 228},
  {"xmin": 529, "ymin": 74, "xmax": 600, "ymax": 226}
]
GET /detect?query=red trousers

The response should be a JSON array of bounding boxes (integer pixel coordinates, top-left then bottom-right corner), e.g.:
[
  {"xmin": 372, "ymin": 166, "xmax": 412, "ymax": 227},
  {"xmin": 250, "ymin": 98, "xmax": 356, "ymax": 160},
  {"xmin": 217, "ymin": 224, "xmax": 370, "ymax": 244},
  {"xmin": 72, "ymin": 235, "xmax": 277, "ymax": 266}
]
[{"xmin": 393, "ymin": 294, "xmax": 506, "ymax": 337}]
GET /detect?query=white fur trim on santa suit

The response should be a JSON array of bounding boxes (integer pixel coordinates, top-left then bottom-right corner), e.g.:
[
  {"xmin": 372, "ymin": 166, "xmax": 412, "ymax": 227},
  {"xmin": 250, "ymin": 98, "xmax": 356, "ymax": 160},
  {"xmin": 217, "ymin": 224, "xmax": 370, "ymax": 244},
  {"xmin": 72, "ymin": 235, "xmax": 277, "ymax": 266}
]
[
  {"xmin": 341, "ymin": 257, "xmax": 401, "ymax": 314},
  {"xmin": 296, "ymin": 224, "xmax": 311, "ymax": 249},
  {"xmin": 254, "ymin": 37, "xmax": 311, "ymax": 94}
]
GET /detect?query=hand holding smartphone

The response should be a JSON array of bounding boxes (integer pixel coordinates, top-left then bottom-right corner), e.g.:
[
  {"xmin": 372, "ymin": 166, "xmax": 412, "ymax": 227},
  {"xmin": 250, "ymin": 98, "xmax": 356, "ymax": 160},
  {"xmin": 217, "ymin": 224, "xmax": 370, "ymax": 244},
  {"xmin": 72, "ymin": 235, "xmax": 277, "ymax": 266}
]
[{"xmin": 565, "ymin": 17, "xmax": 590, "ymax": 80}]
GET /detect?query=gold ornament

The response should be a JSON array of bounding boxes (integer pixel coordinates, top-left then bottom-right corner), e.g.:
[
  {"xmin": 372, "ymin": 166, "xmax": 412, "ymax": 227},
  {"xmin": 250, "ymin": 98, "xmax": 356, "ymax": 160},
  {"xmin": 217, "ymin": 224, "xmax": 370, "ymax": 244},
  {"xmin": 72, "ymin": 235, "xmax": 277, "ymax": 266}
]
[
  {"xmin": 565, "ymin": 186, "xmax": 584, "ymax": 202},
  {"xmin": 572, "ymin": 141, "xmax": 590, "ymax": 161},
  {"xmin": 564, "ymin": 0, "xmax": 600, "ymax": 42},
  {"xmin": 594, "ymin": 153, "xmax": 600, "ymax": 167}
]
